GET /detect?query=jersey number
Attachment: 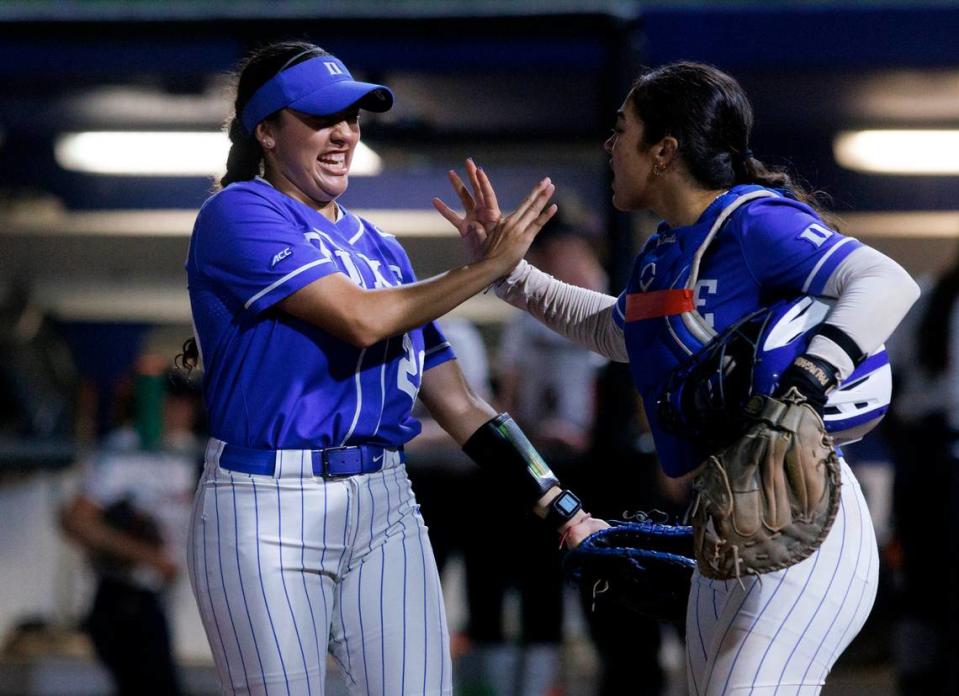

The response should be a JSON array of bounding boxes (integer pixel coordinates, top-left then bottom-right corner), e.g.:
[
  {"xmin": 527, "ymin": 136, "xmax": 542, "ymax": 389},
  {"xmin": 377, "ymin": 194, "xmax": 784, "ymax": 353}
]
[{"xmin": 397, "ymin": 333, "xmax": 424, "ymax": 400}]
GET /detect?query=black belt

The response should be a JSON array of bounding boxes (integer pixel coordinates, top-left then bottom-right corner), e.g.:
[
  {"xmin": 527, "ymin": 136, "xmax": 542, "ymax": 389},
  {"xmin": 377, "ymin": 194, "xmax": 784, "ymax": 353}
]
[{"xmin": 218, "ymin": 442, "xmax": 400, "ymax": 478}]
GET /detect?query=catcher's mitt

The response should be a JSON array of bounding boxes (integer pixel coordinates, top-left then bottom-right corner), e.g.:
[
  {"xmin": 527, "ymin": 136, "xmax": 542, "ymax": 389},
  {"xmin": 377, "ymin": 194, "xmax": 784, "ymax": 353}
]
[
  {"xmin": 563, "ymin": 516, "xmax": 695, "ymax": 625},
  {"xmin": 690, "ymin": 387, "xmax": 841, "ymax": 580}
]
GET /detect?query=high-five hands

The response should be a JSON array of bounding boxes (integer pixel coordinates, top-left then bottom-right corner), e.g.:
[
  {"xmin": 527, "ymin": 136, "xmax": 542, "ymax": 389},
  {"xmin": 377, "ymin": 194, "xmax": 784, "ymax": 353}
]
[{"xmin": 433, "ymin": 159, "xmax": 557, "ymax": 276}]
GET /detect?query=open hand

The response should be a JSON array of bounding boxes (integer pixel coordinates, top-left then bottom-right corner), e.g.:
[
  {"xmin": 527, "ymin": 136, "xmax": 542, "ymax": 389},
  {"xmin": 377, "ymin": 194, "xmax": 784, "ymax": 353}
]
[
  {"xmin": 432, "ymin": 158, "xmax": 501, "ymax": 262},
  {"xmin": 433, "ymin": 160, "xmax": 557, "ymax": 274}
]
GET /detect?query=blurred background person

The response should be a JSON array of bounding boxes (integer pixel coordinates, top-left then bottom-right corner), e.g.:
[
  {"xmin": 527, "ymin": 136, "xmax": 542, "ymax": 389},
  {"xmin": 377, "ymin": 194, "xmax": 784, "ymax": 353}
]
[
  {"xmin": 460, "ymin": 211, "xmax": 607, "ymax": 696},
  {"xmin": 60, "ymin": 356, "xmax": 202, "ymax": 696},
  {"xmin": 405, "ymin": 315, "xmax": 494, "ymax": 573},
  {"xmin": 884, "ymin": 248, "xmax": 959, "ymax": 695},
  {"xmin": 403, "ymin": 315, "xmax": 494, "ymax": 659},
  {"xmin": 497, "ymin": 213, "xmax": 607, "ymax": 456}
]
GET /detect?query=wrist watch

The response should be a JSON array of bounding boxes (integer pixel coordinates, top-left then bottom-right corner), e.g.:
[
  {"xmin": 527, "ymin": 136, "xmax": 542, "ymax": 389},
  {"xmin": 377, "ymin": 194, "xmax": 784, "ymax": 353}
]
[{"xmin": 545, "ymin": 488, "xmax": 582, "ymax": 529}]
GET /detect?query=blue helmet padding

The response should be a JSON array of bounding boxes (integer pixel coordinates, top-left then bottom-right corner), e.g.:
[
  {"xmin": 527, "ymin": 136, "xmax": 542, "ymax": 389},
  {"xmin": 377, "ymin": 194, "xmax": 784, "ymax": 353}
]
[
  {"xmin": 657, "ymin": 295, "xmax": 892, "ymax": 449},
  {"xmin": 752, "ymin": 296, "xmax": 891, "ymax": 443}
]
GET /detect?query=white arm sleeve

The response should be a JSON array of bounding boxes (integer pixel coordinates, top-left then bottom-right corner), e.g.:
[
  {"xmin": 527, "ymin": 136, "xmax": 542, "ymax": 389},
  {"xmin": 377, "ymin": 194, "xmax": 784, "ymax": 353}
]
[
  {"xmin": 808, "ymin": 245, "xmax": 921, "ymax": 380},
  {"xmin": 495, "ymin": 261, "xmax": 629, "ymax": 363}
]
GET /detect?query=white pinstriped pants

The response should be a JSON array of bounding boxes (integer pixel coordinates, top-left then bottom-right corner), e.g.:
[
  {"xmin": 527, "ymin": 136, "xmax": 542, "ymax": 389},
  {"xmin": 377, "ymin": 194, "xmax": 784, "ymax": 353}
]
[
  {"xmin": 186, "ymin": 441, "xmax": 452, "ymax": 696},
  {"xmin": 685, "ymin": 459, "xmax": 879, "ymax": 695}
]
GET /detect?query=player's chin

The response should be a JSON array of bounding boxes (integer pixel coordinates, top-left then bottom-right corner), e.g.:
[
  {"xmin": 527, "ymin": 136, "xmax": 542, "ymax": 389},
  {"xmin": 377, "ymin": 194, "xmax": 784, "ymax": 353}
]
[
  {"xmin": 610, "ymin": 192, "xmax": 631, "ymax": 212},
  {"xmin": 610, "ymin": 186, "xmax": 642, "ymax": 212},
  {"xmin": 314, "ymin": 175, "xmax": 350, "ymax": 199}
]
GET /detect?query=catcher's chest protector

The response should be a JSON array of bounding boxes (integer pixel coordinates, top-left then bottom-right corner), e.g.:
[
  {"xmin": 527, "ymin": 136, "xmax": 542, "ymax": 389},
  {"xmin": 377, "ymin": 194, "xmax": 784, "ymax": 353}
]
[
  {"xmin": 622, "ymin": 188, "xmax": 778, "ymax": 387},
  {"xmin": 618, "ymin": 188, "xmax": 778, "ymax": 477}
]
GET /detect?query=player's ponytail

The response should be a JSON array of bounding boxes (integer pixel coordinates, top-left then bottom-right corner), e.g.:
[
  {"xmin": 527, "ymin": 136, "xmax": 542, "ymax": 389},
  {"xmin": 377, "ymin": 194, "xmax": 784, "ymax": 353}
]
[
  {"xmin": 217, "ymin": 41, "xmax": 330, "ymax": 189},
  {"xmin": 220, "ymin": 117, "xmax": 262, "ymax": 187},
  {"xmin": 629, "ymin": 62, "xmax": 835, "ymax": 224},
  {"xmin": 736, "ymin": 153, "xmax": 834, "ymax": 225}
]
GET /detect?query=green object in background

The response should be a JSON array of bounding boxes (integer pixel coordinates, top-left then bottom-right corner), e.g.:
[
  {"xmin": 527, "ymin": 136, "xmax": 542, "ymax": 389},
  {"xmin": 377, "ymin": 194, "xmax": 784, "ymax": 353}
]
[
  {"xmin": 135, "ymin": 372, "xmax": 164, "ymax": 451},
  {"xmin": 458, "ymin": 686, "xmax": 497, "ymax": 696}
]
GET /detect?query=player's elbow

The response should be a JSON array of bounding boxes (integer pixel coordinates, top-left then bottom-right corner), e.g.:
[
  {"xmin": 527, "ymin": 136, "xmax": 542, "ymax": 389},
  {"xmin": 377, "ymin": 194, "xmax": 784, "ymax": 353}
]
[
  {"xmin": 884, "ymin": 262, "xmax": 922, "ymax": 320},
  {"xmin": 280, "ymin": 284, "xmax": 402, "ymax": 348},
  {"xmin": 337, "ymin": 315, "xmax": 392, "ymax": 349},
  {"xmin": 872, "ymin": 248, "xmax": 921, "ymax": 311},
  {"xmin": 344, "ymin": 297, "xmax": 414, "ymax": 347},
  {"xmin": 346, "ymin": 329, "xmax": 382, "ymax": 350}
]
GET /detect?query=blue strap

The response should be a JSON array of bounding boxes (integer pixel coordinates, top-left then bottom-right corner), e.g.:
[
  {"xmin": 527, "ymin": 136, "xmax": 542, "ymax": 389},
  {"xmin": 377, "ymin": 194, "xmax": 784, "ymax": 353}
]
[{"xmin": 219, "ymin": 443, "xmax": 398, "ymax": 478}]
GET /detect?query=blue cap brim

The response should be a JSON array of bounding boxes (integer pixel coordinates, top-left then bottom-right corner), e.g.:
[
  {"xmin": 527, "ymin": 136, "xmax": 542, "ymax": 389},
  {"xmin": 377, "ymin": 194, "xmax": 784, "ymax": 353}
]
[
  {"xmin": 240, "ymin": 55, "xmax": 394, "ymax": 134},
  {"xmin": 287, "ymin": 81, "xmax": 394, "ymax": 118}
]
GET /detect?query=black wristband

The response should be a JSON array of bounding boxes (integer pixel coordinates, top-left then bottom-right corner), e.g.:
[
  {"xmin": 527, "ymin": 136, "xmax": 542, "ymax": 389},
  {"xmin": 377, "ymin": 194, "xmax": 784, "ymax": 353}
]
[
  {"xmin": 462, "ymin": 413, "xmax": 561, "ymax": 507},
  {"xmin": 544, "ymin": 489, "xmax": 582, "ymax": 530},
  {"xmin": 808, "ymin": 323, "xmax": 865, "ymax": 367},
  {"xmin": 775, "ymin": 354, "xmax": 839, "ymax": 414}
]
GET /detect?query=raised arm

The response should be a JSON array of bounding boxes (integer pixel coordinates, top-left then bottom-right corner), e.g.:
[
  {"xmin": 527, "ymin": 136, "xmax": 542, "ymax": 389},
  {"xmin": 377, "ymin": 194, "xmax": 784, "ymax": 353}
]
[
  {"xmin": 281, "ymin": 178, "xmax": 557, "ymax": 348},
  {"xmin": 435, "ymin": 161, "xmax": 628, "ymax": 362},
  {"xmin": 495, "ymin": 261, "xmax": 628, "ymax": 362}
]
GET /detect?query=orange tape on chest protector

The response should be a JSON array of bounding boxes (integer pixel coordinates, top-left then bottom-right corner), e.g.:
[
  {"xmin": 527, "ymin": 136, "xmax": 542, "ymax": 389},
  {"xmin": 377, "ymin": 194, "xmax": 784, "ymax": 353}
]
[{"xmin": 625, "ymin": 289, "xmax": 695, "ymax": 322}]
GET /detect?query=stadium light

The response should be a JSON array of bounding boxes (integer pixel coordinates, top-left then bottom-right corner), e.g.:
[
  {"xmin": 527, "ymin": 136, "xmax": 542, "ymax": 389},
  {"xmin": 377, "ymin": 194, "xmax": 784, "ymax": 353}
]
[
  {"xmin": 54, "ymin": 131, "xmax": 382, "ymax": 176},
  {"xmin": 834, "ymin": 129, "xmax": 959, "ymax": 175}
]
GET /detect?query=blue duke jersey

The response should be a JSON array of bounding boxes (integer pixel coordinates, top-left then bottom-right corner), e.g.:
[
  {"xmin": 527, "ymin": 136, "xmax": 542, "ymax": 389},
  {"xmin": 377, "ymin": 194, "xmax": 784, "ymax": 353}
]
[
  {"xmin": 186, "ymin": 178, "xmax": 454, "ymax": 450},
  {"xmin": 612, "ymin": 185, "xmax": 862, "ymax": 477}
]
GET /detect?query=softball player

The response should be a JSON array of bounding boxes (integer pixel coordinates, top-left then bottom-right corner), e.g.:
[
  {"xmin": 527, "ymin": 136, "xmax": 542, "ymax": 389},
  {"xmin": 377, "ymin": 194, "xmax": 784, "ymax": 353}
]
[
  {"xmin": 182, "ymin": 41, "xmax": 579, "ymax": 696},
  {"xmin": 437, "ymin": 63, "xmax": 920, "ymax": 694}
]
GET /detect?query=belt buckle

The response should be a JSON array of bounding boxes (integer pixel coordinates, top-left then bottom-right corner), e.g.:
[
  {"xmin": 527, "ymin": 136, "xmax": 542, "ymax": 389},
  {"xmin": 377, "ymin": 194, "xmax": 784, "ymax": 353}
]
[{"xmin": 318, "ymin": 446, "xmax": 361, "ymax": 478}]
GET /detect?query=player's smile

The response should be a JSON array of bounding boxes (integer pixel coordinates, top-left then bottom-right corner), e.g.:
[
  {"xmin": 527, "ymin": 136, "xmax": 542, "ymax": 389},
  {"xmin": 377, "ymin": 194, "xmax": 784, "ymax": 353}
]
[
  {"xmin": 316, "ymin": 149, "xmax": 351, "ymax": 176},
  {"xmin": 261, "ymin": 106, "xmax": 361, "ymax": 218}
]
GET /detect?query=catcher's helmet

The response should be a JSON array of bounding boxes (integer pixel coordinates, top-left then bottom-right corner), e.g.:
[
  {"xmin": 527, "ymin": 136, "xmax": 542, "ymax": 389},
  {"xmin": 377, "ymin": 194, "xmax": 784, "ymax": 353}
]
[
  {"xmin": 657, "ymin": 295, "xmax": 891, "ymax": 448},
  {"xmin": 755, "ymin": 296, "xmax": 891, "ymax": 443}
]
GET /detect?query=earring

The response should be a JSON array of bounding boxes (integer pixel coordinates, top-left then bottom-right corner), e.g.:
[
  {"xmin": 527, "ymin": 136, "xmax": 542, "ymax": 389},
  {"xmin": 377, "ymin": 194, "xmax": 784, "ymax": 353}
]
[
  {"xmin": 262, "ymin": 138, "xmax": 274, "ymax": 149},
  {"xmin": 653, "ymin": 163, "xmax": 666, "ymax": 176}
]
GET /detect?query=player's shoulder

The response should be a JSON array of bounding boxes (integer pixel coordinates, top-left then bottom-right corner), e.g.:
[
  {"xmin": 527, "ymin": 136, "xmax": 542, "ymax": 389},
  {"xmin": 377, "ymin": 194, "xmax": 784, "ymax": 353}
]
[
  {"xmin": 636, "ymin": 222, "xmax": 671, "ymax": 257},
  {"xmin": 730, "ymin": 185, "xmax": 830, "ymax": 232},
  {"xmin": 196, "ymin": 178, "xmax": 287, "ymax": 226}
]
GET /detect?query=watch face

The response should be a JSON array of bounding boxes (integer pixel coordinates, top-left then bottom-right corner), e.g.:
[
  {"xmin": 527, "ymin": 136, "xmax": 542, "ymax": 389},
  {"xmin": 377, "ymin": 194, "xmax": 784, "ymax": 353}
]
[{"xmin": 555, "ymin": 492, "xmax": 580, "ymax": 516}]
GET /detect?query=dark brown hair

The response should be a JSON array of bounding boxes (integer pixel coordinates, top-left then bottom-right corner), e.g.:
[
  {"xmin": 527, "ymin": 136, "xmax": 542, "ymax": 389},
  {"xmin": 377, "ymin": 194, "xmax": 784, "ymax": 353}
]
[
  {"xmin": 627, "ymin": 62, "xmax": 831, "ymax": 218},
  {"xmin": 178, "ymin": 41, "xmax": 328, "ymax": 373},
  {"xmin": 219, "ymin": 40, "xmax": 330, "ymax": 188}
]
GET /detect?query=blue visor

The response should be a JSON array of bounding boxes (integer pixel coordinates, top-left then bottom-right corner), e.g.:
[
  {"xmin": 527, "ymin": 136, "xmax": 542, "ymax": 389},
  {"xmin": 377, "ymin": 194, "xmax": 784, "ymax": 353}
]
[{"xmin": 240, "ymin": 55, "xmax": 393, "ymax": 135}]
